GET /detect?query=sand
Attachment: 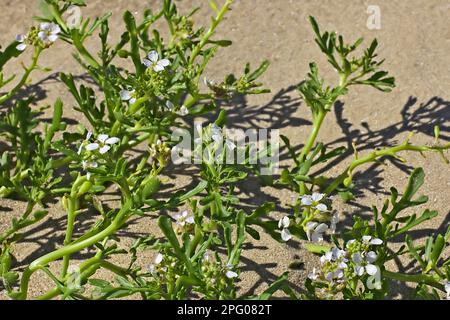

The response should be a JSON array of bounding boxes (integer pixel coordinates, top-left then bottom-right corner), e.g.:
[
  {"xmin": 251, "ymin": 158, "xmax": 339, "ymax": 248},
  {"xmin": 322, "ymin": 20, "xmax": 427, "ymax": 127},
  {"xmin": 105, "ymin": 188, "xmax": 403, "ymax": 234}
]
[{"xmin": 0, "ymin": 0, "xmax": 449, "ymax": 299}]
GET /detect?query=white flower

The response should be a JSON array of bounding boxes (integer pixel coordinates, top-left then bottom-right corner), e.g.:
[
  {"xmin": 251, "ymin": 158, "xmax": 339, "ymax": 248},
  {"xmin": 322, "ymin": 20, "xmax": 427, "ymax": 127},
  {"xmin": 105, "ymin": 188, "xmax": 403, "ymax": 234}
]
[
  {"xmin": 120, "ymin": 89, "xmax": 136, "ymax": 104},
  {"xmin": 86, "ymin": 134, "xmax": 120, "ymax": 154},
  {"xmin": 362, "ymin": 235, "xmax": 383, "ymax": 246},
  {"xmin": 38, "ymin": 22, "xmax": 61, "ymax": 43},
  {"xmin": 176, "ymin": 105, "xmax": 189, "ymax": 116},
  {"xmin": 143, "ymin": 50, "xmax": 170, "ymax": 72},
  {"xmin": 444, "ymin": 281, "xmax": 450, "ymax": 300},
  {"xmin": 15, "ymin": 34, "xmax": 27, "ymax": 51},
  {"xmin": 173, "ymin": 210, "xmax": 194, "ymax": 227},
  {"xmin": 300, "ymin": 195, "xmax": 313, "ymax": 206},
  {"xmin": 352, "ymin": 251, "xmax": 379, "ymax": 276},
  {"xmin": 278, "ymin": 216, "xmax": 292, "ymax": 242},
  {"xmin": 305, "ymin": 221, "xmax": 328, "ymax": 242}
]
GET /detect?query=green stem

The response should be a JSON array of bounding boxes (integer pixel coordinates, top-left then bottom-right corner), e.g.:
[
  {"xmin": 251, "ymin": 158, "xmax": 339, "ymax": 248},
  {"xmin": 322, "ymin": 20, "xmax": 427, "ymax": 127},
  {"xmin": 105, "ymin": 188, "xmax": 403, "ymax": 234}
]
[
  {"xmin": 324, "ymin": 142, "xmax": 450, "ymax": 194},
  {"xmin": 298, "ymin": 111, "xmax": 326, "ymax": 163},
  {"xmin": 383, "ymin": 270, "xmax": 444, "ymax": 291},
  {"xmin": 0, "ymin": 47, "xmax": 42, "ymax": 104},
  {"xmin": 17, "ymin": 200, "xmax": 132, "ymax": 299},
  {"xmin": 60, "ymin": 197, "xmax": 77, "ymax": 278},
  {"xmin": 188, "ymin": 0, "xmax": 233, "ymax": 65}
]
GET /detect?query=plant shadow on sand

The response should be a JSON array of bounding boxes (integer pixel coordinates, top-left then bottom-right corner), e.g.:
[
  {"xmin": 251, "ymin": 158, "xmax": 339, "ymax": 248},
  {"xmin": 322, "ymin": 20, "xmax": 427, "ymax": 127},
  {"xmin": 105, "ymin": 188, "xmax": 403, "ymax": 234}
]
[{"xmin": 1, "ymin": 73, "xmax": 449, "ymax": 297}]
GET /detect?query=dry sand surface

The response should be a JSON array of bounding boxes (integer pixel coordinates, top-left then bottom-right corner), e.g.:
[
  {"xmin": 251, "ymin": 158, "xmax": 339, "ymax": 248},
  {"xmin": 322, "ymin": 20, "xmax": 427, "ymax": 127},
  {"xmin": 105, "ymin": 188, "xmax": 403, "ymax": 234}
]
[{"xmin": 0, "ymin": 0, "xmax": 449, "ymax": 299}]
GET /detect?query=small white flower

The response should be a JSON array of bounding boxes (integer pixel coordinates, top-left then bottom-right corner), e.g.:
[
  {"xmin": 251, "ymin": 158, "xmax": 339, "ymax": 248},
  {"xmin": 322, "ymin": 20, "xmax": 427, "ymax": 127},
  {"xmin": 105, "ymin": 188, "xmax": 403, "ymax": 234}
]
[
  {"xmin": 278, "ymin": 216, "xmax": 292, "ymax": 242},
  {"xmin": 38, "ymin": 22, "xmax": 61, "ymax": 43},
  {"xmin": 362, "ymin": 235, "xmax": 383, "ymax": 246},
  {"xmin": 15, "ymin": 34, "xmax": 27, "ymax": 51},
  {"xmin": 143, "ymin": 50, "xmax": 170, "ymax": 72},
  {"xmin": 120, "ymin": 89, "xmax": 136, "ymax": 104},
  {"xmin": 176, "ymin": 105, "xmax": 189, "ymax": 116},
  {"xmin": 173, "ymin": 210, "xmax": 195, "ymax": 227},
  {"xmin": 444, "ymin": 281, "xmax": 450, "ymax": 300},
  {"xmin": 305, "ymin": 222, "xmax": 328, "ymax": 242}
]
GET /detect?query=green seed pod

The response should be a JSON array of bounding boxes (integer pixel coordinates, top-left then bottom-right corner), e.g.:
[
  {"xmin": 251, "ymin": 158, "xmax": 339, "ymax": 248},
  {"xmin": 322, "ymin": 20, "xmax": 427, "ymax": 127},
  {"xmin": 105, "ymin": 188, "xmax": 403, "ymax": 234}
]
[
  {"xmin": 140, "ymin": 176, "xmax": 161, "ymax": 201},
  {"xmin": 77, "ymin": 181, "xmax": 92, "ymax": 197},
  {"xmin": 343, "ymin": 176, "xmax": 352, "ymax": 187},
  {"xmin": 117, "ymin": 49, "xmax": 129, "ymax": 58}
]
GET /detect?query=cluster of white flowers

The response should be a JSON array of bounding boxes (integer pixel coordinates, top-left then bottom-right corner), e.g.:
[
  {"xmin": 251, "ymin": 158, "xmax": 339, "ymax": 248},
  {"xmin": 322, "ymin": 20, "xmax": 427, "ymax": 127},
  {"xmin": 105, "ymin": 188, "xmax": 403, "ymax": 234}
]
[
  {"xmin": 195, "ymin": 124, "xmax": 236, "ymax": 150},
  {"xmin": 308, "ymin": 236, "xmax": 384, "ymax": 295},
  {"xmin": 38, "ymin": 22, "xmax": 61, "ymax": 44},
  {"xmin": 77, "ymin": 131, "xmax": 119, "ymax": 179},
  {"xmin": 309, "ymin": 247, "xmax": 349, "ymax": 283},
  {"xmin": 15, "ymin": 22, "xmax": 60, "ymax": 51},
  {"xmin": 78, "ymin": 132, "xmax": 120, "ymax": 155},
  {"xmin": 143, "ymin": 50, "xmax": 170, "ymax": 72}
]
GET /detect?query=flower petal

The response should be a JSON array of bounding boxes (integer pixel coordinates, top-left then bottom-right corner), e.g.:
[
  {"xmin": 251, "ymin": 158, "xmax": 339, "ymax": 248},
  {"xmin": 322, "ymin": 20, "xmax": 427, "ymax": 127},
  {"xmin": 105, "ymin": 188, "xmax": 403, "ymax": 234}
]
[
  {"xmin": 120, "ymin": 90, "xmax": 131, "ymax": 101},
  {"xmin": 85, "ymin": 143, "xmax": 99, "ymax": 151},
  {"xmin": 16, "ymin": 43, "xmax": 27, "ymax": 51},
  {"xmin": 147, "ymin": 50, "xmax": 159, "ymax": 62},
  {"xmin": 142, "ymin": 59, "xmax": 152, "ymax": 67},
  {"xmin": 281, "ymin": 228, "xmax": 292, "ymax": 242},
  {"xmin": 366, "ymin": 251, "xmax": 378, "ymax": 263},
  {"xmin": 315, "ymin": 203, "xmax": 328, "ymax": 212},
  {"xmin": 311, "ymin": 192, "xmax": 325, "ymax": 202},
  {"xmin": 48, "ymin": 34, "xmax": 58, "ymax": 42},
  {"xmin": 225, "ymin": 270, "xmax": 238, "ymax": 279},
  {"xmin": 99, "ymin": 145, "xmax": 111, "ymax": 154},
  {"xmin": 370, "ymin": 238, "xmax": 383, "ymax": 245},
  {"xmin": 97, "ymin": 134, "xmax": 109, "ymax": 143},
  {"xmin": 158, "ymin": 58, "xmax": 170, "ymax": 67},
  {"xmin": 153, "ymin": 64, "xmax": 165, "ymax": 72},
  {"xmin": 365, "ymin": 264, "xmax": 378, "ymax": 276},
  {"xmin": 154, "ymin": 253, "xmax": 163, "ymax": 264},
  {"xmin": 105, "ymin": 137, "xmax": 120, "ymax": 145}
]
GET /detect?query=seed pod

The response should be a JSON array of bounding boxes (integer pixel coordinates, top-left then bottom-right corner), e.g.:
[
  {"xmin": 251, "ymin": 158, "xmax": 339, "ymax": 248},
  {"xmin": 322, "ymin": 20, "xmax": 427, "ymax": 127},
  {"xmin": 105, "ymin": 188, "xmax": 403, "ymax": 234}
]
[
  {"xmin": 77, "ymin": 181, "xmax": 92, "ymax": 197},
  {"xmin": 140, "ymin": 176, "xmax": 161, "ymax": 201}
]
